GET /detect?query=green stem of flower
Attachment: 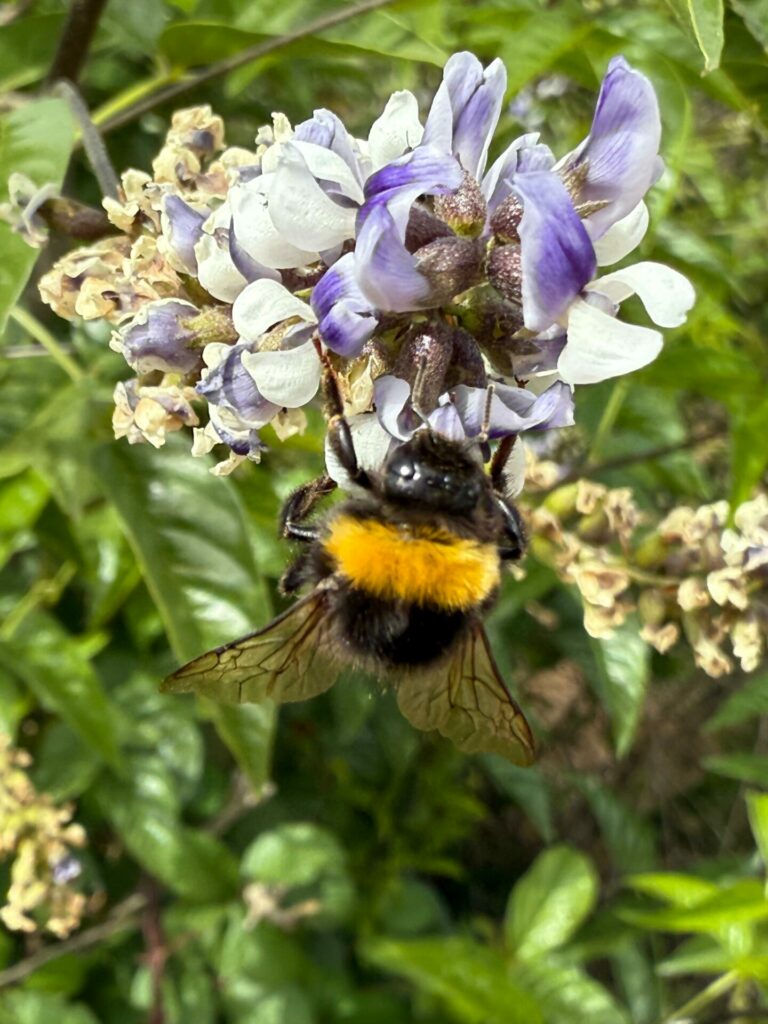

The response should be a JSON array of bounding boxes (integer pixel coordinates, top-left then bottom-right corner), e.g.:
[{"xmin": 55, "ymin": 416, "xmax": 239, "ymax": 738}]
[
  {"xmin": 0, "ymin": 561, "xmax": 77, "ymax": 642},
  {"xmin": 662, "ymin": 971, "xmax": 740, "ymax": 1024},
  {"xmin": 8, "ymin": 307, "xmax": 84, "ymax": 383},
  {"xmin": 587, "ymin": 376, "xmax": 630, "ymax": 464}
]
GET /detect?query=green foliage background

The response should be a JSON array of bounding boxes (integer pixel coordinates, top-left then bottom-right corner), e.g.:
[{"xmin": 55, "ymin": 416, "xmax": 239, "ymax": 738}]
[{"xmin": 1, "ymin": 0, "xmax": 768, "ymax": 1021}]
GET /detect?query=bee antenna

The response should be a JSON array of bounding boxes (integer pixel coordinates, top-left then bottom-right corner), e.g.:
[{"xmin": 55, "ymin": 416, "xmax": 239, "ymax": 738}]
[{"xmin": 476, "ymin": 382, "xmax": 496, "ymax": 444}]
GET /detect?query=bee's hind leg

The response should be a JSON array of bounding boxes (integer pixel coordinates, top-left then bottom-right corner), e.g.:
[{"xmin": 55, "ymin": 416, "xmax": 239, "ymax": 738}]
[
  {"xmin": 279, "ymin": 473, "xmax": 336, "ymax": 543},
  {"xmin": 317, "ymin": 338, "xmax": 371, "ymax": 491}
]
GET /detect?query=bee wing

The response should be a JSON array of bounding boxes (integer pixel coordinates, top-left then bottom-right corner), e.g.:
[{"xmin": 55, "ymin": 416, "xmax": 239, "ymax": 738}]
[
  {"xmin": 161, "ymin": 587, "xmax": 340, "ymax": 705},
  {"xmin": 396, "ymin": 621, "xmax": 535, "ymax": 765}
]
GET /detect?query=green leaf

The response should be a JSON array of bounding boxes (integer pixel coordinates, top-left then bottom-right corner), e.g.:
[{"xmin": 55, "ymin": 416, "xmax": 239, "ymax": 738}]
[
  {"xmin": 704, "ymin": 752, "xmax": 768, "ymax": 784},
  {"xmin": 705, "ymin": 671, "xmax": 768, "ymax": 730},
  {"xmin": 32, "ymin": 721, "xmax": 101, "ymax": 800},
  {"xmin": 362, "ymin": 936, "xmax": 544, "ymax": 1024},
  {"xmin": 511, "ymin": 961, "xmax": 629, "ymax": 1024},
  {"xmin": 665, "ymin": 0, "xmax": 725, "ymax": 71},
  {"xmin": 0, "ymin": 614, "xmax": 122, "ymax": 768},
  {"xmin": 0, "ymin": 992, "xmax": 98, "ymax": 1024},
  {"xmin": 746, "ymin": 791, "xmax": 768, "ymax": 881},
  {"xmin": 731, "ymin": 0, "xmax": 768, "ymax": 51},
  {"xmin": 0, "ymin": 98, "xmax": 75, "ymax": 332},
  {"xmin": 627, "ymin": 873, "xmax": 719, "ymax": 907},
  {"xmin": 505, "ymin": 846, "xmax": 598, "ymax": 959},
  {"xmin": 730, "ymin": 400, "xmax": 768, "ymax": 507},
  {"xmin": 481, "ymin": 756, "xmax": 554, "ymax": 842},
  {"xmin": 590, "ymin": 617, "xmax": 650, "ymax": 757},
  {"xmin": 619, "ymin": 879, "xmax": 768, "ymax": 932},
  {"xmin": 579, "ymin": 779, "xmax": 657, "ymax": 874},
  {"xmin": 94, "ymin": 440, "xmax": 275, "ymax": 786}
]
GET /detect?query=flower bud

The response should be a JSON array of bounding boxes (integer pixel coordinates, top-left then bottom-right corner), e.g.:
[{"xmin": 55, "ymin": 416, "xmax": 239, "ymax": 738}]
[
  {"xmin": 489, "ymin": 194, "xmax": 523, "ymax": 243},
  {"xmin": 404, "ymin": 203, "xmax": 453, "ymax": 253},
  {"xmin": 487, "ymin": 244, "xmax": 522, "ymax": 304},
  {"xmin": 113, "ymin": 299, "xmax": 205, "ymax": 375},
  {"xmin": 413, "ymin": 237, "xmax": 484, "ymax": 305},
  {"xmin": 433, "ymin": 172, "xmax": 487, "ymax": 238}
]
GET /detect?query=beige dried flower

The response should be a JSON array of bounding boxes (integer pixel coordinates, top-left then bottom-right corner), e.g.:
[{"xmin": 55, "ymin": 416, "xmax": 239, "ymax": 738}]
[{"xmin": 113, "ymin": 379, "xmax": 199, "ymax": 448}]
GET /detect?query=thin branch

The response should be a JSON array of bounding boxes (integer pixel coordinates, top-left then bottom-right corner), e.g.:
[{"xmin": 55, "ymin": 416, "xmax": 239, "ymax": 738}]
[
  {"xmin": 45, "ymin": 0, "xmax": 109, "ymax": 87},
  {"xmin": 541, "ymin": 425, "xmax": 727, "ymax": 495},
  {"xmin": 0, "ymin": 894, "xmax": 147, "ymax": 989},
  {"xmin": 99, "ymin": 0, "xmax": 397, "ymax": 134},
  {"xmin": 52, "ymin": 80, "xmax": 120, "ymax": 199},
  {"xmin": 8, "ymin": 307, "xmax": 84, "ymax": 382}
]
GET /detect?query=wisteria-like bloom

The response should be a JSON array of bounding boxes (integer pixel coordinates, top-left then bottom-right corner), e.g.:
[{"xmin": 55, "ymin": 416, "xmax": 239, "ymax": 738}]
[{"xmin": 35, "ymin": 52, "xmax": 694, "ymax": 480}]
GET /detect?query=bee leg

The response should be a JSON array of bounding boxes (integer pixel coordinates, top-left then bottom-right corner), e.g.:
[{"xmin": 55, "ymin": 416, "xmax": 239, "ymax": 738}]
[
  {"xmin": 317, "ymin": 338, "xmax": 372, "ymax": 490},
  {"xmin": 280, "ymin": 548, "xmax": 315, "ymax": 594},
  {"xmin": 280, "ymin": 474, "xmax": 336, "ymax": 542},
  {"xmin": 496, "ymin": 494, "xmax": 527, "ymax": 561},
  {"xmin": 490, "ymin": 434, "xmax": 518, "ymax": 493}
]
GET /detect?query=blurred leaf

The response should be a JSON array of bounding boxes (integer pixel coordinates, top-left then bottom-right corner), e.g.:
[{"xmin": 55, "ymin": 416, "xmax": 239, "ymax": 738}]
[
  {"xmin": 627, "ymin": 873, "xmax": 719, "ymax": 907},
  {"xmin": 620, "ymin": 879, "xmax": 768, "ymax": 931},
  {"xmin": 94, "ymin": 440, "xmax": 275, "ymax": 785},
  {"xmin": 0, "ymin": 992, "xmax": 98, "ymax": 1024},
  {"xmin": 481, "ymin": 755, "xmax": 555, "ymax": 842},
  {"xmin": 665, "ymin": 0, "xmax": 725, "ymax": 70},
  {"xmin": 362, "ymin": 936, "xmax": 544, "ymax": 1024},
  {"xmin": 511, "ymin": 960, "xmax": 630, "ymax": 1024},
  {"xmin": 505, "ymin": 845, "xmax": 598, "ymax": 959},
  {"xmin": 730, "ymin": 400, "xmax": 768, "ymax": 507},
  {"xmin": 0, "ymin": 15, "xmax": 65, "ymax": 90},
  {"xmin": 579, "ymin": 779, "xmax": 657, "ymax": 874},
  {"xmin": 32, "ymin": 721, "xmax": 101, "ymax": 800},
  {"xmin": 731, "ymin": 0, "xmax": 768, "ymax": 50},
  {"xmin": 0, "ymin": 99, "xmax": 75, "ymax": 333},
  {"xmin": 590, "ymin": 618, "xmax": 650, "ymax": 757},
  {"xmin": 746, "ymin": 791, "xmax": 768, "ymax": 882},
  {"xmin": 704, "ymin": 752, "xmax": 768, "ymax": 784},
  {"xmin": 1, "ymin": 614, "xmax": 122, "ymax": 768},
  {"xmin": 705, "ymin": 671, "xmax": 768, "ymax": 730}
]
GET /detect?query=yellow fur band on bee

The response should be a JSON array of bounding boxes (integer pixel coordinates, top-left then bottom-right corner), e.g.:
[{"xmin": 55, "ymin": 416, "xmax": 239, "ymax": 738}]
[{"xmin": 324, "ymin": 515, "xmax": 500, "ymax": 611}]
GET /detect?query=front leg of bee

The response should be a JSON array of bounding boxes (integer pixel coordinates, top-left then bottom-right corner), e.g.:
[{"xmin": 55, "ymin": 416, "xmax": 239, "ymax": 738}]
[
  {"xmin": 280, "ymin": 474, "xmax": 336, "ymax": 542},
  {"xmin": 496, "ymin": 495, "xmax": 526, "ymax": 562}
]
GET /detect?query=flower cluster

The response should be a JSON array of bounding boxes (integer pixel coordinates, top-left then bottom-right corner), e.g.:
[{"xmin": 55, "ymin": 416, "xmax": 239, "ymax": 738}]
[
  {"xmin": 0, "ymin": 735, "xmax": 87, "ymax": 938},
  {"xmin": 526, "ymin": 461, "xmax": 768, "ymax": 678},
  {"xmin": 35, "ymin": 53, "xmax": 693, "ymax": 477}
]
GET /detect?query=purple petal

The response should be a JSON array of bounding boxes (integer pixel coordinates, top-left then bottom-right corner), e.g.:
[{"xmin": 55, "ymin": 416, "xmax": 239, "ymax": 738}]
[
  {"xmin": 163, "ymin": 195, "xmax": 206, "ymax": 273},
  {"xmin": 311, "ymin": 253, "xmax": 378, "ymax": 356},
  {"xmin": 482, "ymin": 133, "xmax": 555, "ymax": 216},
  {"xmin": 294, "ymin": 109, "xmax": 364, "ymax": 189},
  {"xmin": 452, "ymin": 380, "xmax": 574, "ymax": 438},
  {"xmin": 423, "ymin": 51, "xmax": 507, "ymax": 179},
  {"xmin": 513, "ymin": 172, "xmax": 597, "ymax": 332},
  {"xmin": 197, "ymin": 344, "xmax": 279, "ymax": 425},
  {"xmin": 119, "ymin": 299, "xmax": 201, "ymax": 374},
  {"xmin": 565, "ymin": 56, "xmax": 662, "ymax": 238},
  {"xmin": 362, "ymin": 146, "xmax": 463, "ymax": 233},
  {"xmin": 355, "ymin": 203, "xmax": 433, "ymax": 312},
  {"xmin": 426, "ymin": 402, "xmax": 467, "ymax": 442},
  {"xmin": 229, "ymin": 222, "xmax": 281, "ymax": 284},
  {"xmin": 373, "ymin": 375, "xmax": 420, "ymax": 440}
]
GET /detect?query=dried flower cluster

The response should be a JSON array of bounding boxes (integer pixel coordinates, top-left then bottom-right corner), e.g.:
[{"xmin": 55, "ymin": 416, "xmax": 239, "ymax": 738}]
[
  {"xmin": 30, "ymin": 52, "xmax": 693, "ymax": 484},
  {"xmin": 526, "ymin": 461, "xmax": 767, "ymax": 677},
  {"xmin": 0, "ymin": 735, "xmax": 86, "ymax": 937}
]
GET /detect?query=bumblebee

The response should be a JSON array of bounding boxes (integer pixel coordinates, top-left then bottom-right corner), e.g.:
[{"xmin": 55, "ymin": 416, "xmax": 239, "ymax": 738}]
[{"xmin": 162, "ymin": 396, "xmax": 534, "ymax": 765}]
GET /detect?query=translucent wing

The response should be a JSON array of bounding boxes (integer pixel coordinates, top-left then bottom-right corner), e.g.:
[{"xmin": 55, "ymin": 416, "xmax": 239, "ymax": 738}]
[
  {"xmin": 396, "ymin": 621, "xmax": 535, "ymax": 765},
  {"xmin": 161, "ymin": 586, "xmax": 341, "ymax": 705}
]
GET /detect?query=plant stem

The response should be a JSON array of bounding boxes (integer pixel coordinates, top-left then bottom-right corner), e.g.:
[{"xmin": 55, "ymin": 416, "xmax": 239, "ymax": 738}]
[
  {"xmin": 45, "ymin": 0, "xmax": 109, "ymax": 87},
  {"xmin": 662, "ymin": 972, "xmax": 740, "ymax": 1024},
  {"xmin": 51, "ymin": 80, "xmax": 119, "ymax": 199},
  {"xmin": 8, "ymin": 307, "xmax": 84, "ymax": 382},
  {"xmin": 99, "ymin": 0, "xmax": 397, "ymax": 134}
]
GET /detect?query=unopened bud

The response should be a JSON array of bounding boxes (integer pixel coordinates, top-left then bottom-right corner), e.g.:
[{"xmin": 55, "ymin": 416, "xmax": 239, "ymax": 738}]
[
  {"xmin": 404, "ymin": 203, "xmax": 453, "ymax": 253},
  {"xmin": 433, "ymin": 172, "xmax": 487, "ymax": 238},
  {"xmin": 490, "ymin": 194, "xmax": 523, "ymax": 243},
  {"xmin": 414, "ymin": 237, "xmax": 484, "ymax": 305},
  {"xmin": 487, "ymin": 244, "xmax": 522, "ymax": 304}
]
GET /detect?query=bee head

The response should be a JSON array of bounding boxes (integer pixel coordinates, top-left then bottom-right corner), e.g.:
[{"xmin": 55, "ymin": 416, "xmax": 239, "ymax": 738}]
[{"xmin": 382, "ymin": 432, "xmax": 484, "ymax": 515}]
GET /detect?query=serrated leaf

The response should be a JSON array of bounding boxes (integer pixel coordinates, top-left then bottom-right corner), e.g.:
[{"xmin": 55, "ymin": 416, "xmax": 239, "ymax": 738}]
[
  {"xmin": 362, "ymin": 936, "xmax": 544, "ymax": 1024},
  {"xmin": 666, "ymin": 0, "xmax": 725, "ymax": 71},
  {"xmin": 0, "ymin": 98, "xmax": 75, "ymax": 332},
  {"xmin": 590, "ymin": 617, "xmax": 650, "ymax": 757},
  {"xmin": 505, "ymin": 846, "xmax": 598, "ymax": 959},
  {"xmin": 93, "ymin": 440, "xmax": 275, "ymax": 787}
]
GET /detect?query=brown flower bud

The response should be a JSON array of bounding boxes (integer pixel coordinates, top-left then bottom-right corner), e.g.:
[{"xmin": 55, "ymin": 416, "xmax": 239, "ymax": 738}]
[
  {"xmin": 487, "ymin": 244, "xmax": 522, "ymax": 304},
  {"xmin": 433, "ymin": 171, "xmax": 488, "ymax": 238},
  {"xmin": 413, "ymin": 236, "xmax": 484, "ymax": 305},
  {"xmin": 404, "ymin": 203, "xmax": 453, "ymax": 253},
  {"xmin": 490, "ymin": 194, "xmax": 524, "ymax": 243}
]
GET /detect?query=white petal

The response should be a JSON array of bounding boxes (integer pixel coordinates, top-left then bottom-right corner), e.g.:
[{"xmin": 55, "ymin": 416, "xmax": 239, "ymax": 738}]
[
  {"xmin": 368, "ymin": 91, "xmax": 424, "ymax": 171},
  {"xmin": 587, "ymin": 261, "xmax": 695, "ymax": 328},
  {"xmin": 592, "ymin": 201, "xmax": 648, "ymax": 265},
  {"xmin": 558, "ymin": 297, "xmax": 663, "ymax": 385},
  {"xmin": 268, "ymin": 145, "xmax": 358, "ymax": 251},
  {"xmin": 241, "ymin": 340, "xmax": 321, "ymax": 407},
  {"xmin": 195, "ymin": 232, "xmax": 248, "ymax": 302},
  {"xmin": 289, "ymin": 141, "xmax": 365, "ymax": 203},
  {"xmin": 503, "ymin": 439, "xmax": 527, "ymax": 499},
  {"xmin": 232, "ymin": 279, "xmax": 316, "ymax": 342},
  {"xmin": 229, "ymin": 181, "xmax": 318, "ymax": 270},
  {"xmin": 324, "ymin": 413, "xmax": 394, "ymax": 490}
]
